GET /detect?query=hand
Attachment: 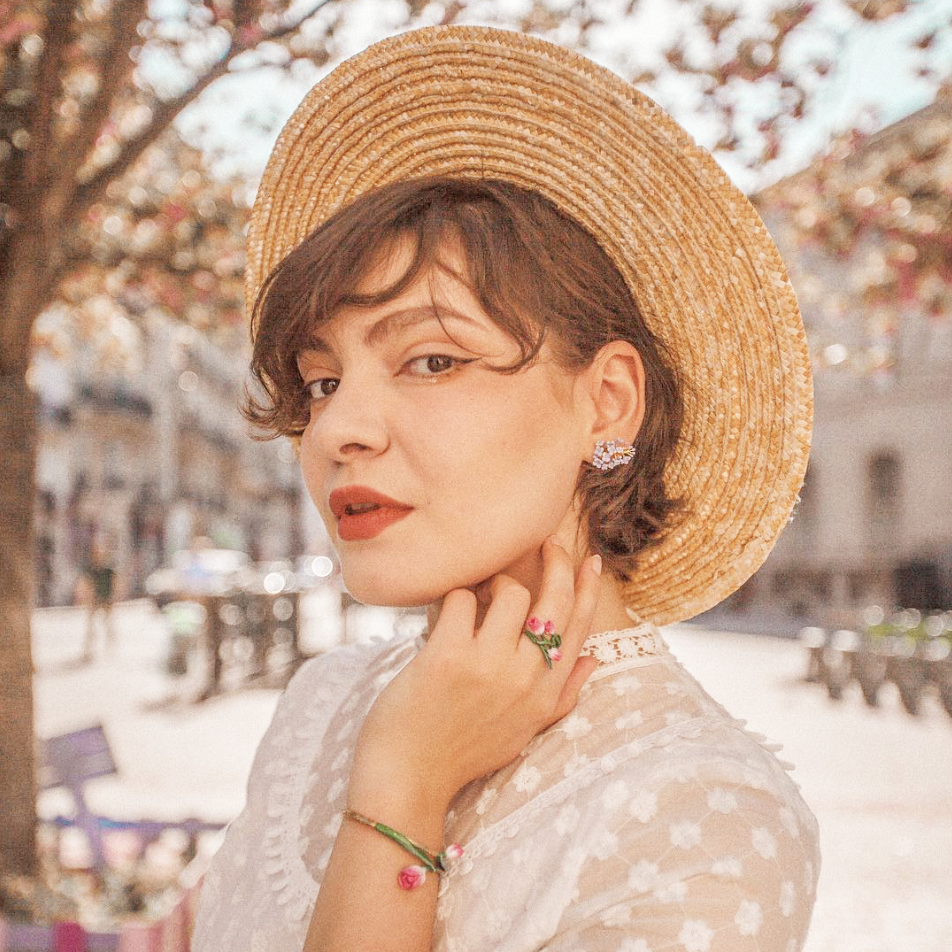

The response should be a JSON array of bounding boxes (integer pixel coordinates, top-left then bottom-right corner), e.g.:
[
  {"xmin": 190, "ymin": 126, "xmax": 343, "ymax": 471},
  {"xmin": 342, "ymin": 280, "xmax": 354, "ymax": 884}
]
[{"xmin": 348, "ymin": 540, "xmax": 602, "ymax": 815}]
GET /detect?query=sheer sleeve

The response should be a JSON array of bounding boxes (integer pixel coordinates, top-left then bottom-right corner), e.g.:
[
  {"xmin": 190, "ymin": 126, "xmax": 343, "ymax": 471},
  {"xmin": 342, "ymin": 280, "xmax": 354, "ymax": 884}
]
[
  {"xmin": 543, "ymin": 748, "xmax": 819, "ymax": 952},
  {"xmin": 191, "ymin": 635, "xmax": 419, "ymax": 952}
]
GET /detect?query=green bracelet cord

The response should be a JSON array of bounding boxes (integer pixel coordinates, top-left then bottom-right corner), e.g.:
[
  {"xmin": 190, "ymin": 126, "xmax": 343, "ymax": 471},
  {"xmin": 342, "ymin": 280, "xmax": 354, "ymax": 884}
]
[{"xmin": 342, "ymin": 809, "xmax": 465, "ymax": 890}]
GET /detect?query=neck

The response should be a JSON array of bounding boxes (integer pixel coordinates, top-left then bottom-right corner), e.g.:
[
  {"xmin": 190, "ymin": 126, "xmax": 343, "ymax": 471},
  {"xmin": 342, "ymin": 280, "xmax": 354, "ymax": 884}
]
[{"xmin": 589, "ymin": 574, "xmax": 640, "ymax": 632}]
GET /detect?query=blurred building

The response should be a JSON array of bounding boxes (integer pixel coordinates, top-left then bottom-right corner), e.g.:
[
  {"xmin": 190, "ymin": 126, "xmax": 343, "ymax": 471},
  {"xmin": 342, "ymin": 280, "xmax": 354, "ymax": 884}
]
[
  {"xmin": 31, "ymin": 310, "xmax": 305, "ymax": 606},
  {"xmin": 726, "ymin": 95, "xmax": 952, "ymax": 628}
]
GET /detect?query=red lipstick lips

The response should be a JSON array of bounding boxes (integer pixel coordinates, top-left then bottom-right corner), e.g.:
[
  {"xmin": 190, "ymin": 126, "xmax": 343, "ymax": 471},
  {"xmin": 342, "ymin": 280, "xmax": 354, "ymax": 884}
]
[{"xmin": 328, "ymin": 486, "xmax": 413, "ymax": 541}]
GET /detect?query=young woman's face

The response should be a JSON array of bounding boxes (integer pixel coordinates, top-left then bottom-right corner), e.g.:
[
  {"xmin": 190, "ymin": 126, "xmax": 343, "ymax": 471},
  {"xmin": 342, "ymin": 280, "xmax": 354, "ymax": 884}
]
[{"xmin": 295, "ymin": 237, "xmax": 593, "ymax": 607}]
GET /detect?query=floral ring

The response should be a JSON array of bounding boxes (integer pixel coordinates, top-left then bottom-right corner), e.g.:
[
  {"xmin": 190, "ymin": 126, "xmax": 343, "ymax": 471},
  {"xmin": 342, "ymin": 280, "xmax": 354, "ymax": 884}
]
[{"xmin": 523, "ymin": 616, "xmax": 563, "ymax": 668}]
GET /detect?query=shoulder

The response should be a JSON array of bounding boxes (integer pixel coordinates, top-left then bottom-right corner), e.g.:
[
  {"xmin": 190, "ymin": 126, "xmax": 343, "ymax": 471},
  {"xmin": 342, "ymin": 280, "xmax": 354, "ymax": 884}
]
[
  {"xmin": 286, "ymin": 626, "xmax": 422, "ymax": 697},
  {"xmin": 543, "ymin": 690, "xmax": 819, "ymax": 871},
  {"xmin": 543, "ymin": 664, "xmax": 820, "ymax": 950},
  {"xmin": 221, "ymin": 629, "xmax": 422, "ymax": 822},
  {"xmin": 262, "ymin": 630, "xmax": 420, "ymax": 747},
  {"xmin": 565, "ymin": 654, "xmax": 820, "ymax": 869},
  {"xmin": 553, "ymin": 755, "xmax": 819, "ymax": 950},
  {"xmin": 282, "ymin": 636, "xmax": 386, "ymax": 700}
]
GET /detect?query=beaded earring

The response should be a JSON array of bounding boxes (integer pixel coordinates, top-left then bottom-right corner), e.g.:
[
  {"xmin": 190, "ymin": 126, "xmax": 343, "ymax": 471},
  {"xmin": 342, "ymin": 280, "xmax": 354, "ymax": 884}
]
[{"xmin": 592, "ymin": 438, "xmax": 636, "ymax": 471}]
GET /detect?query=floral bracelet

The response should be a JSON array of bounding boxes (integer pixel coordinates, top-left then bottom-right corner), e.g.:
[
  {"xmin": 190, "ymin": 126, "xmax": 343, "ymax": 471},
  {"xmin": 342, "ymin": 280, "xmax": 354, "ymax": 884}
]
[{"xmin": 342, "ymin": 809, "xmax": 464, "ymax": 890}]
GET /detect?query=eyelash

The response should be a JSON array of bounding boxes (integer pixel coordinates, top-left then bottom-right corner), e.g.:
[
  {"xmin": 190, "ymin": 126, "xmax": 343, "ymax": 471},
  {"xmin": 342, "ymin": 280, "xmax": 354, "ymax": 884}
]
[{"xmin": 302, "ymin": 354, "xmax": 476, "ymax": 403}]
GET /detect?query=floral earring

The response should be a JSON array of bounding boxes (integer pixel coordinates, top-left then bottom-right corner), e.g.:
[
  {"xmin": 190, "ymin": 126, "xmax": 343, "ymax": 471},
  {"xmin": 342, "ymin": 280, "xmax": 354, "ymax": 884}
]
[{"xmin": 592, "ymin": 438, "xmax": 635, "ymax": 471}]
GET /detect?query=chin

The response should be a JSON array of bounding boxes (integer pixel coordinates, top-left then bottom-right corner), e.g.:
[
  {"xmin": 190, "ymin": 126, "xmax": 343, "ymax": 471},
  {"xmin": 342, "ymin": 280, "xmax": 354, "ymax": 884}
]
[
  {"xmin": 340, "ymin": 567, "xmax": 445, "ymax": 609},
  {"xmin": 337, "ymin": 545, "xmax": 533, "ymax": 610}
]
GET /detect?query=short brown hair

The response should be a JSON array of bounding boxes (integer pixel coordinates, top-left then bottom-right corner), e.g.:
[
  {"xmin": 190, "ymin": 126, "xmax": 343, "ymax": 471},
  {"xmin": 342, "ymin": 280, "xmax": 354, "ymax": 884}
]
[{"xmin": 245, "ymin": 177, "xmax": 685, "ymax": 579}]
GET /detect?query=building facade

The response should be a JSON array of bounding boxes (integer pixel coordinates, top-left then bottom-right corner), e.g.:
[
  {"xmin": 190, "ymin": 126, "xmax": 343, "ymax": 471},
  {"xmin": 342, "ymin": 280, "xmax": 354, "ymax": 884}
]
[
  {"xmin": 32, "ymin": 311, "xmax": 305, "ymax": 606},
  {"xmin": 715, "ymin": 96, "xmax": 952, "ymax": 630}
]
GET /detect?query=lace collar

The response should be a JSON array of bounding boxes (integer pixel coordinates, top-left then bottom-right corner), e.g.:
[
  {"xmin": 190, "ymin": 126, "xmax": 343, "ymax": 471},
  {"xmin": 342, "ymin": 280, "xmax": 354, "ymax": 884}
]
[{"xmin": 579, "ymin": 622, "xmax": 666, "ymax": 669}]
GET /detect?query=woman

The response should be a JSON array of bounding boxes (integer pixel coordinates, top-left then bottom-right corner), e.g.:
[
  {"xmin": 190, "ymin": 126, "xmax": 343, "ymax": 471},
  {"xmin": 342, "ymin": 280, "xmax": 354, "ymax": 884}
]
[{"xmin": 193, "ymin": 26, "xmax": 818, "ymax": 952}]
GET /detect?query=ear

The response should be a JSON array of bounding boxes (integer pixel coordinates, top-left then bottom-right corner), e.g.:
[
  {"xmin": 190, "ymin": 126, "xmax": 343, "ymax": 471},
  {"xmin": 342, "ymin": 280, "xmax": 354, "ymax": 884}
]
[{"xmin": 585, "ymin": 341, "xmax": 646, "ymax": 446}]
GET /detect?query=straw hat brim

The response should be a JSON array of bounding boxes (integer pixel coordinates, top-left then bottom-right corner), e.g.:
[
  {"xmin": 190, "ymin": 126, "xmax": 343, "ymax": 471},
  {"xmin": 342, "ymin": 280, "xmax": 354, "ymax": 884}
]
[{"xmin": 246, "ymin": 25, "xmax": 813, "ymax": 626}]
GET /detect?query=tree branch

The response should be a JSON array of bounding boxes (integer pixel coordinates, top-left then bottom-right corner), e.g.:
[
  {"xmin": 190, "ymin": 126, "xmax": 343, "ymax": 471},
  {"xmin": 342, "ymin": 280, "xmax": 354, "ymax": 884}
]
[
  {"xmin": 47, "ymin": 0, "xmax": 148, "ymax": 220},
  {"xmin": 263, "ymin": 0, "xmax": 338, "ymax": 44},
  {"xmin": 69, "ymin": 56, "xmax": 233, "ymax": 218},
  {"xmin": 69, "ymin": 0, "xmax": 340, "ymax": 222},
  {"xmin": 19, "ymin": 1, "xmax": 77, "ymax": 202}
]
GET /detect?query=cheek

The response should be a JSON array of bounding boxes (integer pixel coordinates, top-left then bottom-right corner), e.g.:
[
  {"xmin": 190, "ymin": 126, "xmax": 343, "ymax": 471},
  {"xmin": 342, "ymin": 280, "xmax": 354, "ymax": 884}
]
[
  {"xmin": 424, "ymin": 383, "xmax": 581, "ymax": 517},
  {"xmin": 298, "ymin": 431, "xmax": 331, "ymax": 518}
]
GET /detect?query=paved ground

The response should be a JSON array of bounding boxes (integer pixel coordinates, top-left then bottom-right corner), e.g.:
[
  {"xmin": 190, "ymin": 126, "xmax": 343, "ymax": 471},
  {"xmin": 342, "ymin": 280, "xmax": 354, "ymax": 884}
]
[
  {"xmin": 662, "ymin": 624, "xmax": 952, "ymax": 952},
  {"xmin": 30, "ymin": 599, "xmax": 952, "ymax": 952}
]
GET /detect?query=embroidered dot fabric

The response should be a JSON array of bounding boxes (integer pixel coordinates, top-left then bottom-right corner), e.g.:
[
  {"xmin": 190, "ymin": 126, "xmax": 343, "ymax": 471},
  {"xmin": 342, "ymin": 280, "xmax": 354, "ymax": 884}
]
[{"xmin": 192, "ymin": 625, "xmax": 819, "ymax": 952}]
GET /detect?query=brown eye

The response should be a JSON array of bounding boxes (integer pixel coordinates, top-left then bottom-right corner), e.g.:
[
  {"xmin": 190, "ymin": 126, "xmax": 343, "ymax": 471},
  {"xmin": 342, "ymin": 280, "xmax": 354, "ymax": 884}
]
[
  {"xmin": 426, "ymin": 355, "xmax": 454, "ymax": 373},
  {"xmin": 305, "ymin": 378, "xmax": 339, "ymax": 400},
  {"xmin": 405, "ymin": 354, "xmax": 474, "ymax": 377}
]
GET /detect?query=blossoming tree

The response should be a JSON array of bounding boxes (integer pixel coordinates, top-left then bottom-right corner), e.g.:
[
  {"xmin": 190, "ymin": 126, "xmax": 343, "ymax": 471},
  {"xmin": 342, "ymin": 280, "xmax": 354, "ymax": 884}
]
[{"xmin": 1, "ymin": 0, "xmax": 949, "ymax": 878}]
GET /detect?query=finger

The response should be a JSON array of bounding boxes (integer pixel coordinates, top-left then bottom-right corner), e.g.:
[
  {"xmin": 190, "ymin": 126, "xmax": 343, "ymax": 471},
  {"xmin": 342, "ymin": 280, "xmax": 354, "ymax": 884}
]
[
  {"xmin": 550, "ymin": 654, "xmax": 600, "ymax": 723},
  {"xmin": 517, "ymin": 538, "xmax": 578, "ymax": 669},
  {"xmin": 558, "ymin": 554, "xmax": 602, "ymax": 664},
  {"xmin": 430, "ymin": 587, "xmax": 478, "ymax": 650},
  {"xmin": 526, "ymin": 551, "xmax": 602, "ymax": 671},
  {"xmin": 478, "ymin": 574, "xmax": 531, "ymax": 653}
]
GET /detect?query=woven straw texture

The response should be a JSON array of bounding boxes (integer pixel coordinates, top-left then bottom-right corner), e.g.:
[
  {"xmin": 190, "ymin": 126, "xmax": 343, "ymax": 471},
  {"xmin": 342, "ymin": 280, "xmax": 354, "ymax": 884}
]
[{"xmin": 246, "ymin": 25, "xmax": 813, "ymax": 626}]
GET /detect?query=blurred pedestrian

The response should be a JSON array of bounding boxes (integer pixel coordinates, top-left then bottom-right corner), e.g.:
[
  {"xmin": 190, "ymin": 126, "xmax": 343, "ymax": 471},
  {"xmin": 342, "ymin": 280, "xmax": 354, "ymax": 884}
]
[{"xmin": 80, "ymin": 538, "xmax": 117, "ymax": 662}]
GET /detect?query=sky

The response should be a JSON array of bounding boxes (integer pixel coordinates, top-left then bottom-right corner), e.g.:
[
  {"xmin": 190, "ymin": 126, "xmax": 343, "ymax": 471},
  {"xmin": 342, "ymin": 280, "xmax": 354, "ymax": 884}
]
[{"xmin": 153, "ymin": 0, "xmax": 952, "ymax": 194}]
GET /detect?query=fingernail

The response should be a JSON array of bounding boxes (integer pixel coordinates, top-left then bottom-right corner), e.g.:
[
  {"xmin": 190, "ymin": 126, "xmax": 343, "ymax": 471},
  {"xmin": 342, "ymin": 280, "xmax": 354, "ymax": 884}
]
[{"xmin": 591, "ymin": 554, "xmax": 602, "ymax": 576}]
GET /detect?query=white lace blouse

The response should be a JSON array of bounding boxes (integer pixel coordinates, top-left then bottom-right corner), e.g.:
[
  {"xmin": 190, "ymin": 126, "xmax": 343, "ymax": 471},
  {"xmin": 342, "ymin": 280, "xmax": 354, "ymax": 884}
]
[{"xmin": 192, "ymin": 624, "xmax": 819, "ymax": 952}]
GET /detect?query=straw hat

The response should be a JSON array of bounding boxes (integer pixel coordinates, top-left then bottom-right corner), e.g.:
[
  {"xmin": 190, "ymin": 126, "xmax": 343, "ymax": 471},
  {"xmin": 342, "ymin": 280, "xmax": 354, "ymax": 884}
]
[{"xmin": 246, "ymin": 25, "xmax": 813, "ymax": 626}]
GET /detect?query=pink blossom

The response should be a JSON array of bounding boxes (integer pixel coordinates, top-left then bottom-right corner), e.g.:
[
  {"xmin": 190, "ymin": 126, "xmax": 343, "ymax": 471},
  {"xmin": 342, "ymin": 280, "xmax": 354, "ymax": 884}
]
[
  {"xmin": 238, "ymin": 23, "xmax": 264, "ymax": 45},
  {"xmin": 398, "ymin": 865, "xmax": 428, "ymax": 890},
  {"xmin": 544, "ymin": 620, "xmax": 556, "ymax": 635},
  {"xmin": 549, "ymin": 648, "xmax": 563, "ymax": 663},
  {"xmin": 526, "ymin": 616, "xmax": 544, "ymax": 635},
  {"xmin": 443, "ymin": 843, "xmax": 464, "ymax": 861}
]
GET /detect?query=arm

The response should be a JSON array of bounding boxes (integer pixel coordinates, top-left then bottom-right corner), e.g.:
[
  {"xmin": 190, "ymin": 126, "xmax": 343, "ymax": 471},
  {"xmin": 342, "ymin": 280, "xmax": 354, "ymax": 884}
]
[
  {"xmin": 300, "ymin": 779, "xmax": 448, "ymax": 952},
  {"xmin": 302, "ymin": 542, "xmax": 602, "ymax": 952}
]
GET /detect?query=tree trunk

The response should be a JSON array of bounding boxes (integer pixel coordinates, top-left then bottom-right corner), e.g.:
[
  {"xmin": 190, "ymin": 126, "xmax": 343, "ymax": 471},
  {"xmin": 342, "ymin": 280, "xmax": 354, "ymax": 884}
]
[
  {"xmin": 0, "ymin": 369, "xmax": 38, "ymax": 877},
  {"xmin": 0, "ymin": 211, "xmax": 55, "ymax": 877}
]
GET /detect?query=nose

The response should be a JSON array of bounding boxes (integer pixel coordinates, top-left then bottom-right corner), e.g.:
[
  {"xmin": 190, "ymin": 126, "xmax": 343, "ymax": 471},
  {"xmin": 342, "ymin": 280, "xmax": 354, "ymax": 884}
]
[{"xmin": 304, "ymin": 372, "xmax": 389, "ymax": 463}]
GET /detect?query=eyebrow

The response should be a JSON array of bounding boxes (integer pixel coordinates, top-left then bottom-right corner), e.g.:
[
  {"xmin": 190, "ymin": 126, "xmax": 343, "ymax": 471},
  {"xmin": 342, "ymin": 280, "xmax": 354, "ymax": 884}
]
[{"xmin": 305, "ymin": 305, "xmax": 483, "ymax": 355}]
